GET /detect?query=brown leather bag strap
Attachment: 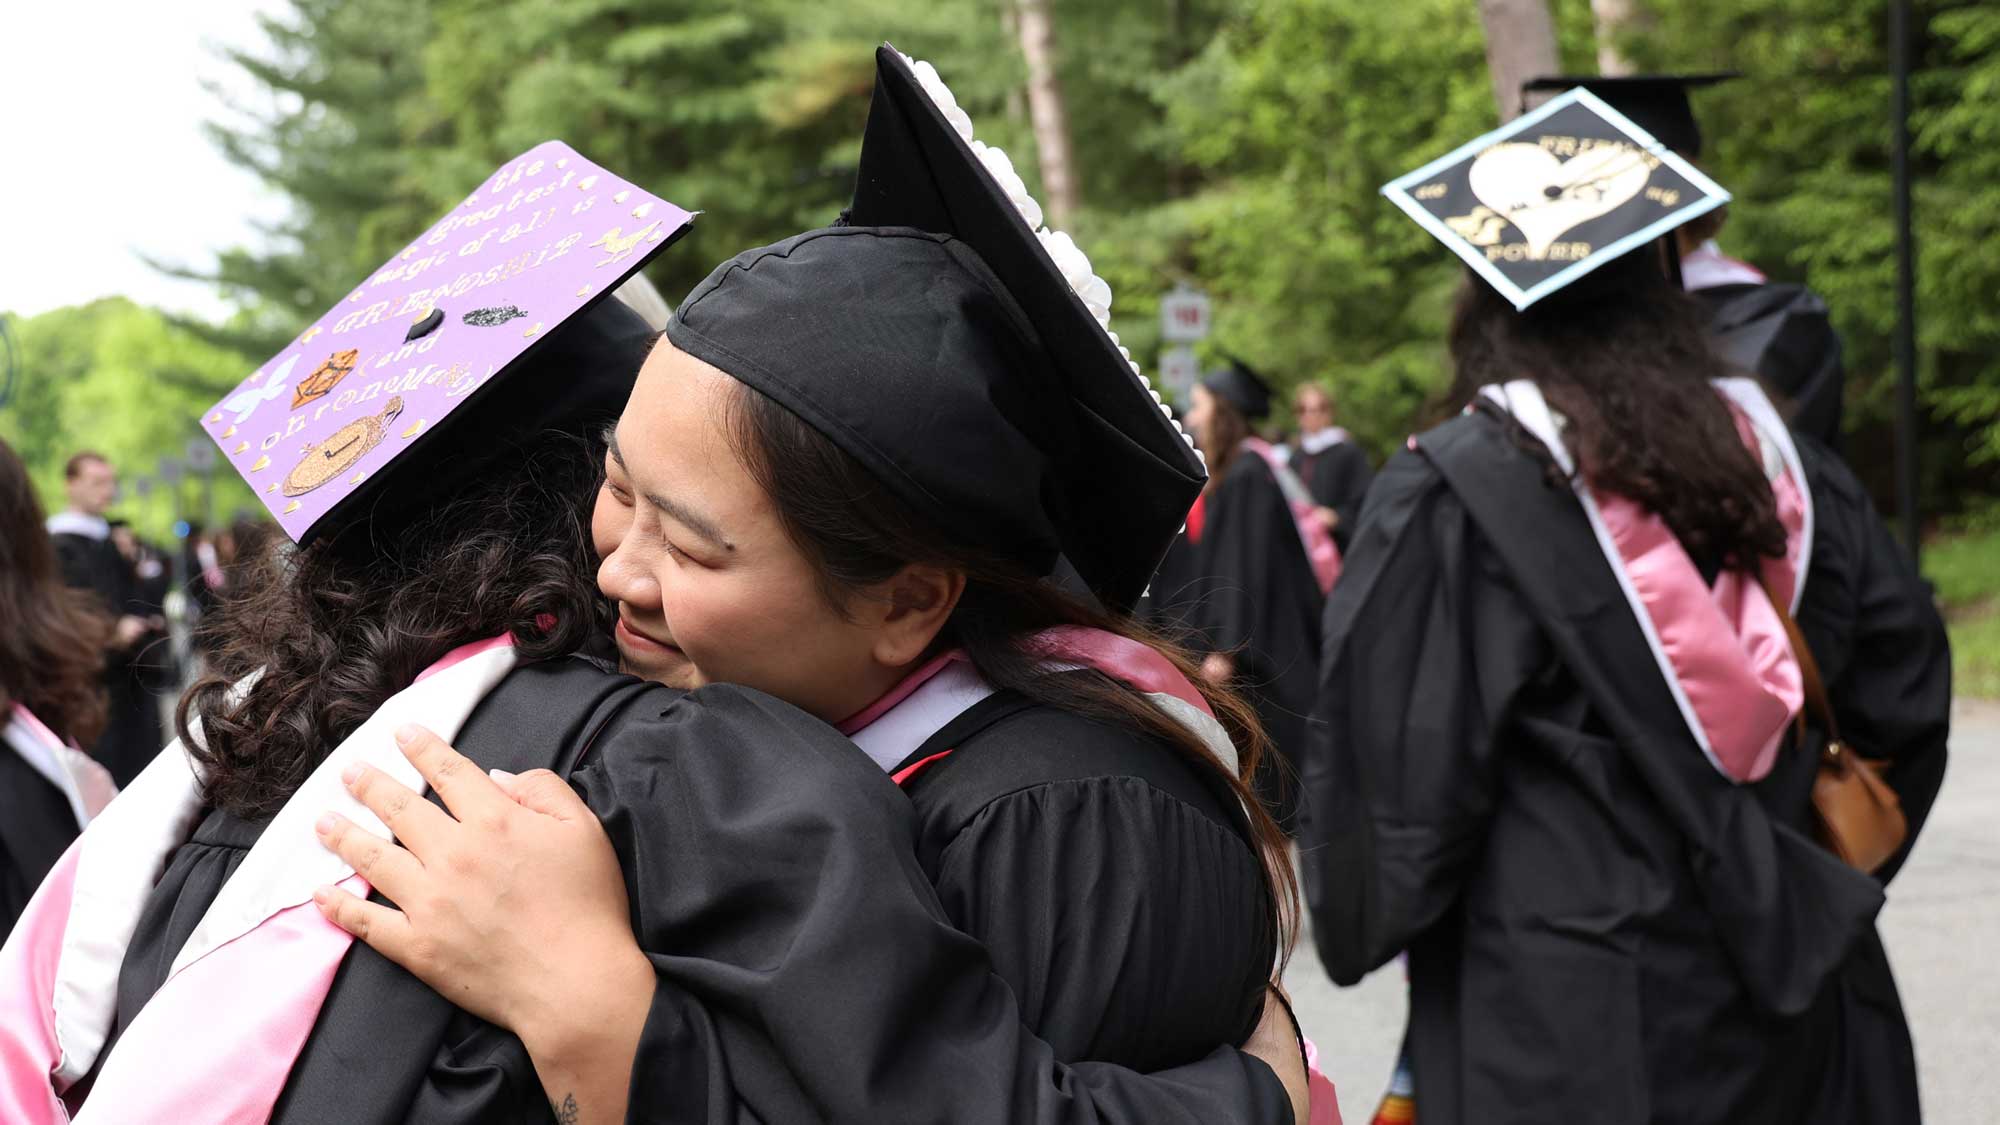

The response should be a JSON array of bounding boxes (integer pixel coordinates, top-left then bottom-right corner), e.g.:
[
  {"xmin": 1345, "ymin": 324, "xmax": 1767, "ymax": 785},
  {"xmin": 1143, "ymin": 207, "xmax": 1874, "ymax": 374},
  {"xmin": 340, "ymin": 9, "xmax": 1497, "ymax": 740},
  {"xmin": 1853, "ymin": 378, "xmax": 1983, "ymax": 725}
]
[{"xmin": 1759, "ymin": 578, "xmax": 1840, "ymax": 745}]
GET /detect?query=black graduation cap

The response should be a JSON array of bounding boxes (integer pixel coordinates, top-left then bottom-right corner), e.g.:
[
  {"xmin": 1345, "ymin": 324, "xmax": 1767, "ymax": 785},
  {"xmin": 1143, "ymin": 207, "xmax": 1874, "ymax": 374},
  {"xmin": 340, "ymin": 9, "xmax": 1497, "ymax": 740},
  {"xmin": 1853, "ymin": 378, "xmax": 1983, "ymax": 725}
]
[
  {"xmin": 1521, "ymin": 74, "xmax": 1736, "ymax": 159},
  {"xmin": 665, "ymin": 46, "xmax": 1203, "ymax": 611},
  {"xmin": 1696, "ymin": 282, "xmax": 1845, "ymax": 444},
  {"xmin": 1201, "ymin": 356, "xmax": 1274, "ymax": 421},
  {"xmin": 1381, "ymin": 87, "xmax": 1732, "ymax": 310}
]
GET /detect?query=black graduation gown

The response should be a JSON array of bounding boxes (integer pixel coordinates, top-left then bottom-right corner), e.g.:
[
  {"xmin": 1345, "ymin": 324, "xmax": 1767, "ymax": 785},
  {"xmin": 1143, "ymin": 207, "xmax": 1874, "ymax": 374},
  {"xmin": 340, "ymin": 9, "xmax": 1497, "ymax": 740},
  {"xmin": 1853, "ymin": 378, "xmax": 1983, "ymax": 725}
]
[
  {"xmin": 1188, "ymin": 451, "xmax": 1324, "ymax": 828},
  {"xmin": 1300, "ymin": 407, "xmax": 1949, "ymax": 1125},
  {"xmin": 50, "ymin": 530, "xmax": 159, "ymax": 787},
  {"xmin": 0, "ymin": 746, "xmax": 79, "ymax": 939},
  {"xmin": 1695, "ymin": 282, "xmax": 1846, "ymax": 447},
  {"xmin": 1290, "ymin": 437, "xmax": 1374, "ymax": 553},
  {"xmin": 106, "ymin": 658, "xmax": 1290, "ymax": 1123}
]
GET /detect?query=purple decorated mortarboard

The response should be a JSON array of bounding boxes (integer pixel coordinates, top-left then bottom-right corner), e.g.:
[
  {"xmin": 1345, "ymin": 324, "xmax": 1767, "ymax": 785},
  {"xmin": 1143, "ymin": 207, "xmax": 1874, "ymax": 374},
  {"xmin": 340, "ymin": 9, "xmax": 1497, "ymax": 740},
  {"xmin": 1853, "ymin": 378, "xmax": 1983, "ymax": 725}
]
[{"xmin": 202, "ymin": 141, "xmax": 693, "ymax": 543}]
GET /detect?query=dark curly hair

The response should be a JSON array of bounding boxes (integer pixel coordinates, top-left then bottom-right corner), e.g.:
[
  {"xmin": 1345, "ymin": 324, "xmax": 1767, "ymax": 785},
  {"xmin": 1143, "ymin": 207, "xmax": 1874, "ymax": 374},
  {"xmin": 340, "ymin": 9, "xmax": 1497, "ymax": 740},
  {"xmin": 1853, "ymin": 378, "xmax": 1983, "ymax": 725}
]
[
  {"xmin": 0, "ymin": 437, "xmax": 110, "ymax": 746},
  {"xmin": 1448, "ymin": 247, "xmax": 1788, "ymax": 571},
  {"xmin": 177, "ymin": 436, "xmax": 612, "ymax": 818}
]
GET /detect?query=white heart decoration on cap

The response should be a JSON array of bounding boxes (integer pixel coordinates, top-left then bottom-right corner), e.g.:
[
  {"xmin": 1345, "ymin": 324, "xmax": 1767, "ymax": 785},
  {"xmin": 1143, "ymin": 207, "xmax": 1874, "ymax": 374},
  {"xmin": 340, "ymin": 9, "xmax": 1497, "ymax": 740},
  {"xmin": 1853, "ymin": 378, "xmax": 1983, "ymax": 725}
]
[{"xmin": 1468, "ymin": 143, "xmax": 1653, "ymax": 257}]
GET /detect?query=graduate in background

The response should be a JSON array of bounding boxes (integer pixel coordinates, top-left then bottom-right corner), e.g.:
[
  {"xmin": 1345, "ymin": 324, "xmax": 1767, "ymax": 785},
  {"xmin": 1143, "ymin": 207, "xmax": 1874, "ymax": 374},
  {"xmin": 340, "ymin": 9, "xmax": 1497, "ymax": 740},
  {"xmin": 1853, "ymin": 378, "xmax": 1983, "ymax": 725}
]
[
  {"xmin": 1524, "ymin": 73, "xmax": 1849, "ymax": 446},
  {"xmin": 1311, "ymin": 88, "xmax": 1947, "ymax": 1124},
  {"xmin": 0, "ymin": 438, "xmax": 117, "ymax": 937},
  {"xmin": 1286, "ymin": 382, "xmax": 1374, "ymax": 553},
  {"xmin": 44, "ymin": 452, "xmax": 158, "ymax": 786},
  {"xmin": 1178, "ymin": 358, "xmax": 1327, "ymax": 830}
]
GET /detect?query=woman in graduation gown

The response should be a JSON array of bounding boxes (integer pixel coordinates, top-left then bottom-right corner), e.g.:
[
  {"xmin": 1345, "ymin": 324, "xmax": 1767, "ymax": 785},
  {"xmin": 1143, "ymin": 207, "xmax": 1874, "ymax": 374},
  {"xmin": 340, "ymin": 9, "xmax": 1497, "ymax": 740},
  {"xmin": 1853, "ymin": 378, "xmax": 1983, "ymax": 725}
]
[
  {"xmin": 305, "ymin": 47, "xmax": 1321, "ymax": 1123},
  {"xmin": 0, "ymin": 299, "xmax": 1305, "ymax": 1125},
  {"xmin": 1, "ymin": 87, "xmax": 1313, "ymax": 1125},
  {"xmin": 1286, "ymin": 382, "xmax": 1373, "ymax": 553},
  {"xmin": 1302, "ymin": 99, "xmax": 1948, "ymax": 1124},
  {"xmin": 0, "ymin": 439, "xmax": 117, "ymax": 937},
  {"xmin": 1167, "ymin": 359, "xmax": 1325, "ymax": 828}
]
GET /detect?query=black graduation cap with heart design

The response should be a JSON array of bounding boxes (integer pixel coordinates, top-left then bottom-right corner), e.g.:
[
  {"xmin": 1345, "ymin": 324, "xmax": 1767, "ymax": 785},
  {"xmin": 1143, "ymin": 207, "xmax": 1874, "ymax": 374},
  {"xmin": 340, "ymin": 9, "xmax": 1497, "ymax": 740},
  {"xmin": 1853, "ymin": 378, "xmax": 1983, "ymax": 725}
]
[{"xmin": 1381, "ymin": 87, "xmax": 1730, "ymax": 310}]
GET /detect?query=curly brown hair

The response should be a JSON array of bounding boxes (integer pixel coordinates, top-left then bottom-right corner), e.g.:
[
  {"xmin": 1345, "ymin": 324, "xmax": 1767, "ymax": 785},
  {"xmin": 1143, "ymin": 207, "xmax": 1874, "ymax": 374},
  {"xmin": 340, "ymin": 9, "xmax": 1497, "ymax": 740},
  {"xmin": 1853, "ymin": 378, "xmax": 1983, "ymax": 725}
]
[
  {"xmin": 178, "ymin": 436, "xmax": 613, "ymax": 818},
  {"xmin": 0, "ymin": 438, "xmax": 110, "ymax": 746},
  {"xmin": 1447, "ymin": 247, "xmax": 1788, "ymax": 571}
]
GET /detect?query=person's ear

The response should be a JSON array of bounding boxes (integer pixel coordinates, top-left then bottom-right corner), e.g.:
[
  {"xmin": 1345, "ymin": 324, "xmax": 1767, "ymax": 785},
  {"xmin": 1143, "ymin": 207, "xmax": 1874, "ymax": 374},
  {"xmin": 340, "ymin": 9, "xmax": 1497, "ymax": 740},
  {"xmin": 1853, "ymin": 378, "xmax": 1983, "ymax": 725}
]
[{"xmin": 868, "ymin": 564, "xmax": 966, "ymax": 668}]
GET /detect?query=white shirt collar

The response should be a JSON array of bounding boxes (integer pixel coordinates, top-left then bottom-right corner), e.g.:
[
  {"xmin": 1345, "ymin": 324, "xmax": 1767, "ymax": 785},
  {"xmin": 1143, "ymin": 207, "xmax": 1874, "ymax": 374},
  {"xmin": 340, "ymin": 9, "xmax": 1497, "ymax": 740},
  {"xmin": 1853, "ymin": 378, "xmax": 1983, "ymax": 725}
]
[
  {"xmin": 46, "ymin": 511, "xmax": 110, "ymax": 540},
  {"xmin": 1298, "ymin": 426, "xmax": 1350, "ymax": 455}
]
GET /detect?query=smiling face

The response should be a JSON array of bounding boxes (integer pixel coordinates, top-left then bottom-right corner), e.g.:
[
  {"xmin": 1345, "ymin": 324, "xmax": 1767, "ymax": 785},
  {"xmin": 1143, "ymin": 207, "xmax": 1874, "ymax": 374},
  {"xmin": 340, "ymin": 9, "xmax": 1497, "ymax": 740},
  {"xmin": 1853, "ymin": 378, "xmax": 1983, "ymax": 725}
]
[{"xmin": 593, "ymin": 340, "xmax": 918, "ymax": 723}]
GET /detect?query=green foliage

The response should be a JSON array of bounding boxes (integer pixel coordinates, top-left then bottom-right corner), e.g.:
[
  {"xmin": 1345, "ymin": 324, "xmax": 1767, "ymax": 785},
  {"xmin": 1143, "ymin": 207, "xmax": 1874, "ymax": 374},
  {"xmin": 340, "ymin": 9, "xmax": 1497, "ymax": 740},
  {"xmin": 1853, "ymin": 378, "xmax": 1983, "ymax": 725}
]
[
  {"xmin": 1924, "ymin": 524, "xmax": 2000, "ymax": 698},
  {"xmin": 1093, "ymin": 0, "xmax": 1501, "ymax": 454},
  {"xmin": 0, "ymin": 300, "xmax": 258, "ymax": 540},
  {"xmin": 1623, "ymin": 0, "xmax": 2000, "ymax": 514},
  {"xmin": 18, "ymin": 0, "xmax": 1999, "ymax": 539}
]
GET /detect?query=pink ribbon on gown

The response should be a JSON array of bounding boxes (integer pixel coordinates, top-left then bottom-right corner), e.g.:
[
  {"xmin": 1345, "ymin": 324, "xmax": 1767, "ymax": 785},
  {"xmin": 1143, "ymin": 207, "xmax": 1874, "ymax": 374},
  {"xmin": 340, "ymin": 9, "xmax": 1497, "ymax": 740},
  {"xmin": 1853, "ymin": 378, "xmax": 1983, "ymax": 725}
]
[
  {"xmin": 0, "ymin": 636, "xmax": 516, "ymax": 1124},
  {"xmin": 1482, "ymin": 379, "xmax": 1811, "ymax": 783}
]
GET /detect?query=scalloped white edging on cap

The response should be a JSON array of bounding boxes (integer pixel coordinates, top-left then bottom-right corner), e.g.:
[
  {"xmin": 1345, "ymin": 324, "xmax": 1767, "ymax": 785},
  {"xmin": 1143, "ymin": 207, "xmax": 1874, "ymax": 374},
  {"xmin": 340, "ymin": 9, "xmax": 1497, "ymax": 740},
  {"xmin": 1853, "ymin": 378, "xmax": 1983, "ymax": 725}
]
[{"xmin": 898, "ymin": 51, "xmax": 1204, "ymax": 464}]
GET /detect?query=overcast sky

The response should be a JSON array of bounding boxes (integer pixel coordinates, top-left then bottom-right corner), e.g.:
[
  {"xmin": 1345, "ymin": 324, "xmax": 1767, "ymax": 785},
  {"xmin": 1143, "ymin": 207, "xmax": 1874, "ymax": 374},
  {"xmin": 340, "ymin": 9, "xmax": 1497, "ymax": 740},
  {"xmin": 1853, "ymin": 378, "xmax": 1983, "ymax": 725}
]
[{"xmin": 0, "ymin": 1, "xmax": 289, "ymax": 320}]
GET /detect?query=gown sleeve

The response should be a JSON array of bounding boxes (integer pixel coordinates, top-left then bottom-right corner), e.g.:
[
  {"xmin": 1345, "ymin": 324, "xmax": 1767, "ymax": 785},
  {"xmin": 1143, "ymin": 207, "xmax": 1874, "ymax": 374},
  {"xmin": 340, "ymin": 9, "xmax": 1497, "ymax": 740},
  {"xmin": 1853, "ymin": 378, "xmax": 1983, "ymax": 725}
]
[
  {"xmin": 1298, "ymin": 449, "xmax": 1550, "ymax": 985},
  {"xmin": 571, "ymin": 686, "xmax": 1293, "ymax": 1125},
  {"xmin": 1794, "ymin": 446, "xmax": 1951, "ymax": 884}
]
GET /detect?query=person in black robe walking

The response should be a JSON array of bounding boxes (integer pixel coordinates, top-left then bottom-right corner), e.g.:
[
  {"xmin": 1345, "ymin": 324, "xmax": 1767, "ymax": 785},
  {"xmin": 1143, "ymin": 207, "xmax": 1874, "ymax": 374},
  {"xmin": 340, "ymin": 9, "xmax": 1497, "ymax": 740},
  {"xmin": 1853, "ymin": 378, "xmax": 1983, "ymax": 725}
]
[
  {"xmin": 1286, "ymin": 382, "xmax": 1373, "ymax": 553},
  {"xmin": 1306, "ymin": 94, "xmax": 1948, "ymax": 1123},
  {"xmin": 0, "ymin": 438, "xmax": 114, "ymax": 937},
  {"xmin": 1176, "ymin": 359, "xmax": 1324, "ymax": 830}
]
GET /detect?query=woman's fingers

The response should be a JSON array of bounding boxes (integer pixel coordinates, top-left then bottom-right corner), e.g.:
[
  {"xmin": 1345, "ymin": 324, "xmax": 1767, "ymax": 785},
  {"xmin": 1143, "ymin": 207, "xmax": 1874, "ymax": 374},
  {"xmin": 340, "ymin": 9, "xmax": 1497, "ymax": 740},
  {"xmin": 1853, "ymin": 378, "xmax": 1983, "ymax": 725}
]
[
  {"xmin": 315, "ymin": 811, "xmax": 425, "ymax": 905},
  {"xmin": 502, "ymin": 768, "xmax": 591, "ymax": 822},
  {"xmin": 340, "ymin": 760, "xmax": 455, "ymax": 857},
  {"xmin": 395, "ymin": 724, "xmax": 510, "ymax": 826},
  {"xmin": 313, "ymin": 883, "xmax": 416, "ymax": 963}
]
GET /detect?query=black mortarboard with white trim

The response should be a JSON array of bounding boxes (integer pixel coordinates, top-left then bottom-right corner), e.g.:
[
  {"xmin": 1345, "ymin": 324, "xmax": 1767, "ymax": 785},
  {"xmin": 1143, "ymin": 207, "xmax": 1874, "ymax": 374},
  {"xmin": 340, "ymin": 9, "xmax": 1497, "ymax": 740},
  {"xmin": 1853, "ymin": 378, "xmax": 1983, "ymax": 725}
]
[{"xmin": 1381, "ymin": 87, "xmax": 1731, "ymax": 311}]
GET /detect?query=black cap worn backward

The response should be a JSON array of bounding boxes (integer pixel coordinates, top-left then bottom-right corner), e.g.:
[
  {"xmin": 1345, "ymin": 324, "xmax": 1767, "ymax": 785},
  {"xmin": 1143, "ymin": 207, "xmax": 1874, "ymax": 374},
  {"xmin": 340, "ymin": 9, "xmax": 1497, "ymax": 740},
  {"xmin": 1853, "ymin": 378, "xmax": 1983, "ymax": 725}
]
[
  {"xmin": 666, "ymin": 46, "xmax": 1205, "ymax": 611},
  {"xmin": 1522, "ymin": 74, "xmax": 1737, "ymax": 159}
]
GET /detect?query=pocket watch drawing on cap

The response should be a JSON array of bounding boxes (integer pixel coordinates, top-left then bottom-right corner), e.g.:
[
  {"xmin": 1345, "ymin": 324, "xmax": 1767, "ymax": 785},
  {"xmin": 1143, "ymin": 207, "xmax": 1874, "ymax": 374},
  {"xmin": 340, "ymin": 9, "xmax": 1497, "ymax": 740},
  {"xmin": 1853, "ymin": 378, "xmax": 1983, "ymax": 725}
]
[{"xmin": 282, "ymin": 396, "xmax": 405, "ymax": 497}]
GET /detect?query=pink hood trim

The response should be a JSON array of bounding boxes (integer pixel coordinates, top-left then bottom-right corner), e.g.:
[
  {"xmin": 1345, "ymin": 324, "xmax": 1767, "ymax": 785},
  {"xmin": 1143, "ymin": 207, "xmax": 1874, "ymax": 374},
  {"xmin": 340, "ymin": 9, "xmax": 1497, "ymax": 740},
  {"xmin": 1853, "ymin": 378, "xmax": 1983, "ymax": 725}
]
[{"xmin": 1481, "ymin": 379, "xmax": 1809, "ymax": 782}]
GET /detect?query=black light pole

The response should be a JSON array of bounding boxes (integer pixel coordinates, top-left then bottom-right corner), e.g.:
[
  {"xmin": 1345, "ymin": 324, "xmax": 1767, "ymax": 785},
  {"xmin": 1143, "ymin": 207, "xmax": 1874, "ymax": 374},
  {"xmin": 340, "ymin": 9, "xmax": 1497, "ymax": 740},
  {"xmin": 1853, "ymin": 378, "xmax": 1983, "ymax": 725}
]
[{"xmin": 1890, "ymin": 0, "xmax": 1921, "ymax": 564}]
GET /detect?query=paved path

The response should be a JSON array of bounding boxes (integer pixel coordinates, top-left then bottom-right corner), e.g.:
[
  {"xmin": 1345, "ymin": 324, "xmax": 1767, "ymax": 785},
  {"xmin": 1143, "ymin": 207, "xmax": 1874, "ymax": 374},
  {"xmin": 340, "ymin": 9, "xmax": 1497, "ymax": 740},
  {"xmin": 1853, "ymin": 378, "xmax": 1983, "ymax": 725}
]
[{"xmin": 1283, "ymin": 700, "xmax": 2000, "ymax": 1124}]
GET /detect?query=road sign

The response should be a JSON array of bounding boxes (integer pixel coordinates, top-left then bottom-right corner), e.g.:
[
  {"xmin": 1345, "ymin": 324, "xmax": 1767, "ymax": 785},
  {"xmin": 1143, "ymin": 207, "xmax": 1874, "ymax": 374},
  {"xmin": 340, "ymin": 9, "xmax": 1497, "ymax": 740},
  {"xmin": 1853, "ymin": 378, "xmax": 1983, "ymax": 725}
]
[
  {"xmin": 1160, "ymin": 285, "xmax": 1211, "ymax": 343},
  {"xmin": 1157, "ymin": 345, "xmax": 1200, "ymax": 405}
]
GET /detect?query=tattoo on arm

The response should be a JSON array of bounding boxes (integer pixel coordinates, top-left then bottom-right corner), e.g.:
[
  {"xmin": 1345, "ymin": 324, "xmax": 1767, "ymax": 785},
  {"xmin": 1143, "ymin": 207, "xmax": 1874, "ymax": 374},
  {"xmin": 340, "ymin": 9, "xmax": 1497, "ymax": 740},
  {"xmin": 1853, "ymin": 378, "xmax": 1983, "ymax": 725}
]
[{"xmin": 552, "ymin": 1093, "xmax": 580, "ymax": 1125}]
